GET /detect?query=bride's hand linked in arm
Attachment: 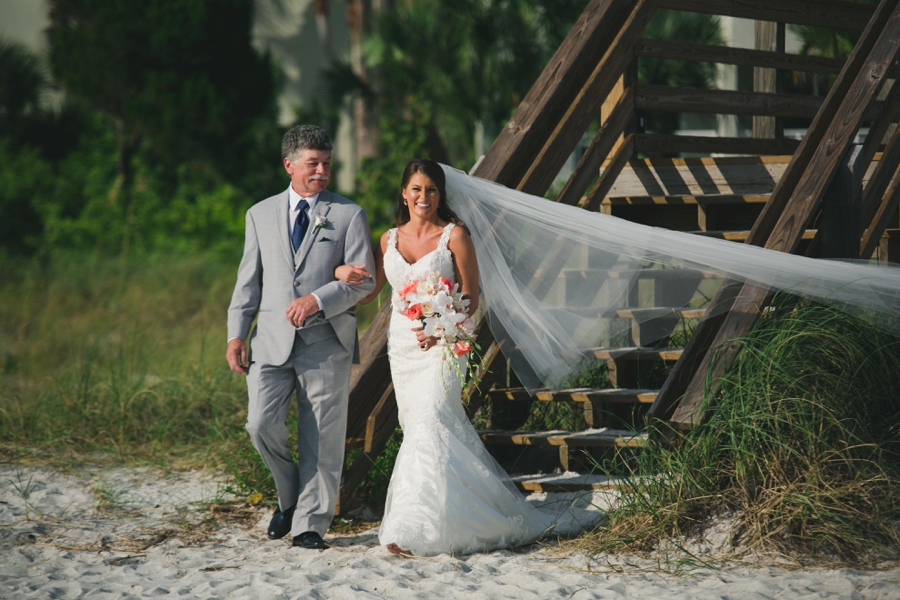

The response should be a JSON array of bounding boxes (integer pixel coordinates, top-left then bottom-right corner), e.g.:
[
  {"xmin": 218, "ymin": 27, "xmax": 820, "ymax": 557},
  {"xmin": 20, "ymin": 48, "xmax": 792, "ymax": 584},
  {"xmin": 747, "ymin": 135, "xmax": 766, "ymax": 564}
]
[{"xmin": 333, "ymin": 232, "xmax": 389, "ymax": 305}]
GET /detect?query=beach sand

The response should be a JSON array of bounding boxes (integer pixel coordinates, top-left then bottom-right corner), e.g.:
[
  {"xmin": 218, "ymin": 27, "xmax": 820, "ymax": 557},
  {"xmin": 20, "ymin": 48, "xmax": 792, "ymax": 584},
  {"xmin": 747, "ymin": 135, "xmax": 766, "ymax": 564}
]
[{"xmin": 2, "ymin": 463, "xmax": 898, "ymax": 599}]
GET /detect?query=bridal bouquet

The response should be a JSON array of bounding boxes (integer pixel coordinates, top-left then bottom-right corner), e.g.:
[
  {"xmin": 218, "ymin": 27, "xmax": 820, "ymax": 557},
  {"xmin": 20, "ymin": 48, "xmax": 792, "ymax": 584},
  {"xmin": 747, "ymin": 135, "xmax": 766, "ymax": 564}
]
[{"xmin": 392, "ymin": 272, "xmax": 477, "ymax": 360}]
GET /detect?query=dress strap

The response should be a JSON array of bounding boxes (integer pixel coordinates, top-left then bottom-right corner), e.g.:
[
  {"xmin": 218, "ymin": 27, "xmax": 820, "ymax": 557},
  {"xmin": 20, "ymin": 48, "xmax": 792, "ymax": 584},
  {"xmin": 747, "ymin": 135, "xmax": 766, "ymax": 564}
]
[
  {"xmin": 386, "ymin": 228, "xmax": 398, "ymax": 251},
  {"xmin": 438, "ymin": 223, "xmax": 455, "ymax": 251}
]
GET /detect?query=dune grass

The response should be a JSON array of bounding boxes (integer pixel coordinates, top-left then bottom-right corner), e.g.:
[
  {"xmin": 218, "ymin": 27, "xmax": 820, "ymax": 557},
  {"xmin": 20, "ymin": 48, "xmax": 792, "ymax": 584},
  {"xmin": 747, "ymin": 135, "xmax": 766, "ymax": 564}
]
[
  {"xmin": 0, "ymin": 252, "xmax": 248, "ymax": 465},
  {"xmin": 586, "ymin": 297, "xmax": 900, "ymax": 567},
  {"xmin": 0, "ymin": 252, "xmax": 390, "ymax": 506}
]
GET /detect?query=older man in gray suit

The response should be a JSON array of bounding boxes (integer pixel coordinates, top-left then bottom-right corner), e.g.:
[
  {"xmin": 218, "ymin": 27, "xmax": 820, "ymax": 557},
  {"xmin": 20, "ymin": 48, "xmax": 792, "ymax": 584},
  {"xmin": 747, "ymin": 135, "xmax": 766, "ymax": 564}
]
[{"xmin": 226, "ymin": 125, "xmax": 375, "ymax": 550}]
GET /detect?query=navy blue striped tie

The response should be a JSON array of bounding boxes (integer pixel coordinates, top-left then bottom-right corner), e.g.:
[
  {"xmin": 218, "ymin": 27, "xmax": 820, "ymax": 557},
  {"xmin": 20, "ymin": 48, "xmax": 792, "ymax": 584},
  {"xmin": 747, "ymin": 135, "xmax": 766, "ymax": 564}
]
[{"xmin": 291, "ymin": 199, "xmax": 310, "ymax": 252}]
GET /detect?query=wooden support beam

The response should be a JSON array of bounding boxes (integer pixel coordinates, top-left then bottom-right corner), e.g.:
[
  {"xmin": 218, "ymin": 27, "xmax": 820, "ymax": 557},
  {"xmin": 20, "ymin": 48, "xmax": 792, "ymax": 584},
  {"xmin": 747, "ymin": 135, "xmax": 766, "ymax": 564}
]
[
  {"xmin": 471, "ymin": 0, "xmax": 635, "ymax": 187},
  {"xmin": 634, "ymin": 84, "xmax": 884, "ymax": 120},
  {"xmin": 556, "ymin": 86, "xmax": 635, "ymax": 207},
  {"xmin": 861, "ymin": 106, "xmax": 900, "ymax": 229},
  {"xmin": 517, "ymin": 0, "xmax": 656, "ymax": 195},
  {"xmin": 462, "ymin": 323, "xmax": 498, "ymax": 420},
  {"xmin": 658, "ymin": 0, "xmax": 874, "ymax": 31},
  {"xmin": 344, "ymin": 303, "xmax": 392, "ymax": 444},
  {"xmin": 364, "ymin": 386, "xmax": 397, "ymax": 454},
  {"xmin": 634, "ymin": 133, "xmax": 800, "ymax": 156},
  {"xmin": 670, "ymin": 0, "xmax": 900, "ymax": 428},
  {"xmin": 581, "ymin": 135, "xmax": 636, "ymax": 211},
  {"xmin": 858, "ymin": 80, "xmax": 900, "ymax": 187},
  {"xmin": 861, "ymin": 166, "xmax": 900, "ymax": 258}
]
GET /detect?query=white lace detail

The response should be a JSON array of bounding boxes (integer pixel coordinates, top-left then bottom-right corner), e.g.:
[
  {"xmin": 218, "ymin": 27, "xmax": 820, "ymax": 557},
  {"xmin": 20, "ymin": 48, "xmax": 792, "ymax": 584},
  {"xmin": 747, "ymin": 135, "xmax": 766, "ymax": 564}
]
[{"xmin": 378, "ymin": 222, "xmax": 559, "ymax": 556}]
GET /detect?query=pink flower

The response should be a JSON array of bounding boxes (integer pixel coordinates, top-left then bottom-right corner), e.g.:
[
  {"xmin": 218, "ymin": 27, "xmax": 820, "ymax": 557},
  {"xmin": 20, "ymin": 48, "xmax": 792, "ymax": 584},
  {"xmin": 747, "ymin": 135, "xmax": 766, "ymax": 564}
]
[
  {"xmin": 400, "ymin": 280, "xmax": 419, "ymax": 297},
  {"xmin": 405, "ymin": 304, "xmax": 424, "ymax": 321},
  {"xmin": 453, "ymin": 340, "xmax": 472, "ymax": 357},
  {"xmin": 440, "ymin": 276, "xmax": 453, "ymax": 290}
]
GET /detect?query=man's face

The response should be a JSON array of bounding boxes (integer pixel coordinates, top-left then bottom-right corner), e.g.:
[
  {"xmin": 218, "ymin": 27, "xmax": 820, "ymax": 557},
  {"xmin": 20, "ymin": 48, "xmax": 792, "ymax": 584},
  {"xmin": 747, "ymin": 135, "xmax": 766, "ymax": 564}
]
[{"xmin": 284, "ymin": 149, "xmax": 332, "ymax": 197}]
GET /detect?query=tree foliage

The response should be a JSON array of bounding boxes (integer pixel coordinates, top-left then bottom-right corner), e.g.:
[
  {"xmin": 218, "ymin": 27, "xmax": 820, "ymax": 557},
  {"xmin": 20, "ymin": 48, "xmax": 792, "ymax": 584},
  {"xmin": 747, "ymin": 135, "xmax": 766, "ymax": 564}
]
[
  {"xmin": 0, "ymin": 2, "xmax": 289, "ymax": 257},
  {"xmin": 339, "ymin": 0, "xmax": 585, "ymax": 237},
  {"xmin": 47, "ymin": 0, "xmax": 278, "ymax": 181}
]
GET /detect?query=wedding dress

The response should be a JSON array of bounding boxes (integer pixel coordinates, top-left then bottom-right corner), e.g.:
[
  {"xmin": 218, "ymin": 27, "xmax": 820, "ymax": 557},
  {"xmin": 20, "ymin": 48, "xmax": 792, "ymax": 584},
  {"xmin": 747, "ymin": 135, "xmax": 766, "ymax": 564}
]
[{"xmin": 377, "ymin": 223, "xmax": 574, "ymax": 556}]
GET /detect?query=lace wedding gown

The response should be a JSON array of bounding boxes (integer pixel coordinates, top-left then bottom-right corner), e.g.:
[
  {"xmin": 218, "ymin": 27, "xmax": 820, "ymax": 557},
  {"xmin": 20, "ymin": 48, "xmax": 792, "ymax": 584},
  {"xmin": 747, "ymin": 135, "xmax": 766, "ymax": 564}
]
[{"xmin": 377, "ymin": 223, "xmax": 564, "ymax": 556}]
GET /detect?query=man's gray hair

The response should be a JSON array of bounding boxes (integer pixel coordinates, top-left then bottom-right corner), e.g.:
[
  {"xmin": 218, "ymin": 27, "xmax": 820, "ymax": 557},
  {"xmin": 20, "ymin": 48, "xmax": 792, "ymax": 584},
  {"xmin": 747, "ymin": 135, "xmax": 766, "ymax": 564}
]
[{"xmin": 282, "ymin": 125, "xmax": 333, "ymax": 162}]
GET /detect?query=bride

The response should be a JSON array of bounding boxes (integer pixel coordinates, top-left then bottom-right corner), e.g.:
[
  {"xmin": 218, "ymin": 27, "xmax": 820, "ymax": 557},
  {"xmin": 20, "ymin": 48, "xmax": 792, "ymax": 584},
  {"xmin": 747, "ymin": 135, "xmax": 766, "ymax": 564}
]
[
  {"xmin": 337, "ymin": 158, "xmax": 900, "ymax": 557},
  {"xmin": 335, "ymin": 159, "xmax": 566, "ymax": 557}
]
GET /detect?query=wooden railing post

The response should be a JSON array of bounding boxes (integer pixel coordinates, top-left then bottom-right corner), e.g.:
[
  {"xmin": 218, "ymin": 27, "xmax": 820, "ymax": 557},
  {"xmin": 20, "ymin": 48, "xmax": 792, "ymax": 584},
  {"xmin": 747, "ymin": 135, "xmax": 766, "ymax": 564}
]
[{"xmin": 753, "ymin": 20, "xmax": 785, "ymax": 140}]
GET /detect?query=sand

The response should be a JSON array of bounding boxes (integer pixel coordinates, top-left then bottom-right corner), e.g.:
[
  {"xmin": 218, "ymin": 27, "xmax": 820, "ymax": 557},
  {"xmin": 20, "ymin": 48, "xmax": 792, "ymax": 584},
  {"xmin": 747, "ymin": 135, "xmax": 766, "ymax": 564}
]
[{"xmin": 2, "ymin": 463, "xmax": 899, "ymax": 600}]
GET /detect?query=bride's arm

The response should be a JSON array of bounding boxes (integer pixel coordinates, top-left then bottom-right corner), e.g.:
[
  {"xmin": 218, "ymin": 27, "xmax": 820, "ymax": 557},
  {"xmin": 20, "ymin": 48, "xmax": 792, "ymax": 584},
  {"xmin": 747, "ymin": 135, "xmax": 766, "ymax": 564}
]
[
  {"xmin": 448, "ymin": 226, "xmax": 479, "ymax": 316},
  {"xmin": 334, "ymin": 232, "xmax": 388, "ymax": 305}
]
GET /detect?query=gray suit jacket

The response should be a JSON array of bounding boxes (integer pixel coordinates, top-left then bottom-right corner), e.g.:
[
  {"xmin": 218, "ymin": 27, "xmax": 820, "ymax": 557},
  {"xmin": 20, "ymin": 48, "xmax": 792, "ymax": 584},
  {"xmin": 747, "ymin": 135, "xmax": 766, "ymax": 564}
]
[{"xmin": 227, "ymin": 188, "xmax": 375, "ymax": 366}]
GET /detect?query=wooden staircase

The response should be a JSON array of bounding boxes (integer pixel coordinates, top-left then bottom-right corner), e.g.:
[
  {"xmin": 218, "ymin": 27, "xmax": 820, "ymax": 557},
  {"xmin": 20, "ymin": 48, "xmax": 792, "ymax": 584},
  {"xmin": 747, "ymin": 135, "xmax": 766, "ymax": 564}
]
[{"xmin": 336, "ymin": 0, "xmax": 900, "ymax": 509}]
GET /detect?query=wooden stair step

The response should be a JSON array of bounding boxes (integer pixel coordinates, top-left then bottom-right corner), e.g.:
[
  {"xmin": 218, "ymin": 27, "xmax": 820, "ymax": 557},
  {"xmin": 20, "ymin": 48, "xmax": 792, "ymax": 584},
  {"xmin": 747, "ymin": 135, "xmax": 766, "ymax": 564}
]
[
  {"xmin": 562, "ymin": 268, "xmax": 722, "ymax": 280},
  {"xmin": 602, "ymin": 193, "xmax": 770, "ymax": 206},
  {"xmin": 511, "ymin": 473, "xmax": 631, "ymax": 493},
  {"xmin": 479, "ymin": 429, "xmax": 648, "ymax": 448},
  {"xmin": 488, "ymin": 387, "xmax": 658, "ymax": 404},
  {"xmin": 587, "ymin": 346, "xmax": 683, "ymax": 361},
  {"xmin": 558, "ymin": 306, "xmax": 707, "ymax": 319},
  {"xmin": 693, "ymin": 229, "xmax": 816, "ymax": 242}
]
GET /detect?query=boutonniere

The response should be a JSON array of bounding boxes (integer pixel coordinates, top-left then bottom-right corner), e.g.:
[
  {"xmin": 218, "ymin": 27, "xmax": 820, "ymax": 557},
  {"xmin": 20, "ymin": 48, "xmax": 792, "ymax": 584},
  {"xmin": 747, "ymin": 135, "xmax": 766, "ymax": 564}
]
[{"xmin": 314, "ymin": 214, "xmax": 328, "ymax": 229}]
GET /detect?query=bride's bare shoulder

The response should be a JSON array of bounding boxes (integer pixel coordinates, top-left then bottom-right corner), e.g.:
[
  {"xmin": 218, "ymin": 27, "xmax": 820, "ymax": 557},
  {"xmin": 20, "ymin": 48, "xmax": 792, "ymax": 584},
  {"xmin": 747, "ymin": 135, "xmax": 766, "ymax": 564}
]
[
  {"xmin": 447, "ymin": 223, "xmax": 474, "ymax": 254},
  {"xmin": 448, "ymin": 223, "xmax": 471, "ymax": 242}
]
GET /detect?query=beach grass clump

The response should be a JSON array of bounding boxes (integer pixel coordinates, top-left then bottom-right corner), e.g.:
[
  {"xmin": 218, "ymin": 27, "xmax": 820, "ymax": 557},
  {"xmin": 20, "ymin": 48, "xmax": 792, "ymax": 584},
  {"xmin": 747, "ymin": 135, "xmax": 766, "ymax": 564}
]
[
  {"xmin": 0, "ymin": 252, "xmax": 249, "ymax": 464},
  {"xmin": 0, "ymin": 252, "xmax": 392, "ymax": 505},
  {"xmin": 589, "ymin": 297, "xmax": 900, "ymax": 566}
]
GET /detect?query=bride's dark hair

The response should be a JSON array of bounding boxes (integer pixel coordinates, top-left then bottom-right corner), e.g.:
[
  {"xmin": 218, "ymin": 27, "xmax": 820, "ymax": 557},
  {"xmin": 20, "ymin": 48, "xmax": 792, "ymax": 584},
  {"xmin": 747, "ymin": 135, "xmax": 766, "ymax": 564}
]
[{"xmin": 394, "ymin": 159, "xmax": 467, "ymax": 231}]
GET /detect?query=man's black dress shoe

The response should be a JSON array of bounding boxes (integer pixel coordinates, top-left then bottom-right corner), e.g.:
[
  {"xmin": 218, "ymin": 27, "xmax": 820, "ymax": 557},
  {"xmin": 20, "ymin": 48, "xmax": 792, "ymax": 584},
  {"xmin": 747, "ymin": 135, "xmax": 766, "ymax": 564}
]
[
  {"xmin": 267, "ymin": 505, "xmax": 295, "ymax": 540},
  {"xmin": 292, "ymin": 531, "xmax": 329, "ymax": 549}
]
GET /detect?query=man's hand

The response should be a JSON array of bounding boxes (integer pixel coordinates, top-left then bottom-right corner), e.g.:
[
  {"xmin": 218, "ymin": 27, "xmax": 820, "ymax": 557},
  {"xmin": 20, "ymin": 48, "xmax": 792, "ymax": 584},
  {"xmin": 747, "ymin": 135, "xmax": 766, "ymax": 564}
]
[
  {"xmin": 226, "ymin": 338, "xmax": 249, "ymax": 375},
  {"xmin": 286, "ymin": 294, "xmax": 320, "ymax": 328}
]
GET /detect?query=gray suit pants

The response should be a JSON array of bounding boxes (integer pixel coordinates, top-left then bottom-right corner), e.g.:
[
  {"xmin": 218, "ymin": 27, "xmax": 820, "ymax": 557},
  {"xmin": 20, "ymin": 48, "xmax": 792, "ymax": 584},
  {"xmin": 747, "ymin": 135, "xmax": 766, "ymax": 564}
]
[{"xmin": 245, "ymin": 330, "xmax": 351, "ymax": 536}]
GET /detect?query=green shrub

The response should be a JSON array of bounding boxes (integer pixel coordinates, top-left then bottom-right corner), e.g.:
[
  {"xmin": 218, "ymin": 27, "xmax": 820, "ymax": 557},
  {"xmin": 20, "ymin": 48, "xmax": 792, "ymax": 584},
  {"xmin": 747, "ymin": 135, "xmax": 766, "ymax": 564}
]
[{"xmin": 589, "ymin": 297, "xmax": 900, "ymax": 567}]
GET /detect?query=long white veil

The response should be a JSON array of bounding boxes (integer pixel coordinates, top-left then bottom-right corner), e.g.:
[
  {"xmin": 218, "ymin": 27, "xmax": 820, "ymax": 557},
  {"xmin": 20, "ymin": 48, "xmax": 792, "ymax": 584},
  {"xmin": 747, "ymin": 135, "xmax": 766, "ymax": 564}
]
[{"xmin": 441, "ymin": 164, "xmax": 900, "ymax": 392}]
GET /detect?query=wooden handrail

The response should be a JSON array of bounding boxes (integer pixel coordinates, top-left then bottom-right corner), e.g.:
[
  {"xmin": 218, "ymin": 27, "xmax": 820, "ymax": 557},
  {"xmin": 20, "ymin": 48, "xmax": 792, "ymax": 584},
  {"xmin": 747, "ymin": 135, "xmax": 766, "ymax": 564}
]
[
  {"xmin": 658, "ymin": 0, "xmax": 874, "ymax": 31},
  {"xmin": 634, "ymin": 134, "xmax": 800, "ymax": 156},
  {"xmin": 635, "ymin": 39, "xmax": 847, "ymax": 75},
  {"xmin": 635, "ymin": 84, "xmax": 885, "ymax": 120}
]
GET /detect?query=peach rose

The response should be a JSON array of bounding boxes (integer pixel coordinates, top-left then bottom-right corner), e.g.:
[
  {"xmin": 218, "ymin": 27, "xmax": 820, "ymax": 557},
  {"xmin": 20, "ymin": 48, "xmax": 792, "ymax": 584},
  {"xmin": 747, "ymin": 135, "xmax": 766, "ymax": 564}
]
[
  {"xmin": 405, "ymin": 304, "xmax": 424, "ymax": 321},
  {"xmin": 453, "ymin": 340, "xmax": 472, "ymax": 357},
  {"xmin": 400, "ymin": 280, "xmax": 419, "ymax": 297}
]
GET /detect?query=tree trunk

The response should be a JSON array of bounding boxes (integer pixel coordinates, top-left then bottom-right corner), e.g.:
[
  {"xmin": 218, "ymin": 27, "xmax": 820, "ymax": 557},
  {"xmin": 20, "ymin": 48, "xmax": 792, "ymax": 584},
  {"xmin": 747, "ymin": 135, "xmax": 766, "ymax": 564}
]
[
  {"xmin": 313, "ymin": 0, "xmax": 334, "ymax": 68},
  {"xmin": 348, "ymin": 0, "xmax": 380, "ymax": 165}
]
